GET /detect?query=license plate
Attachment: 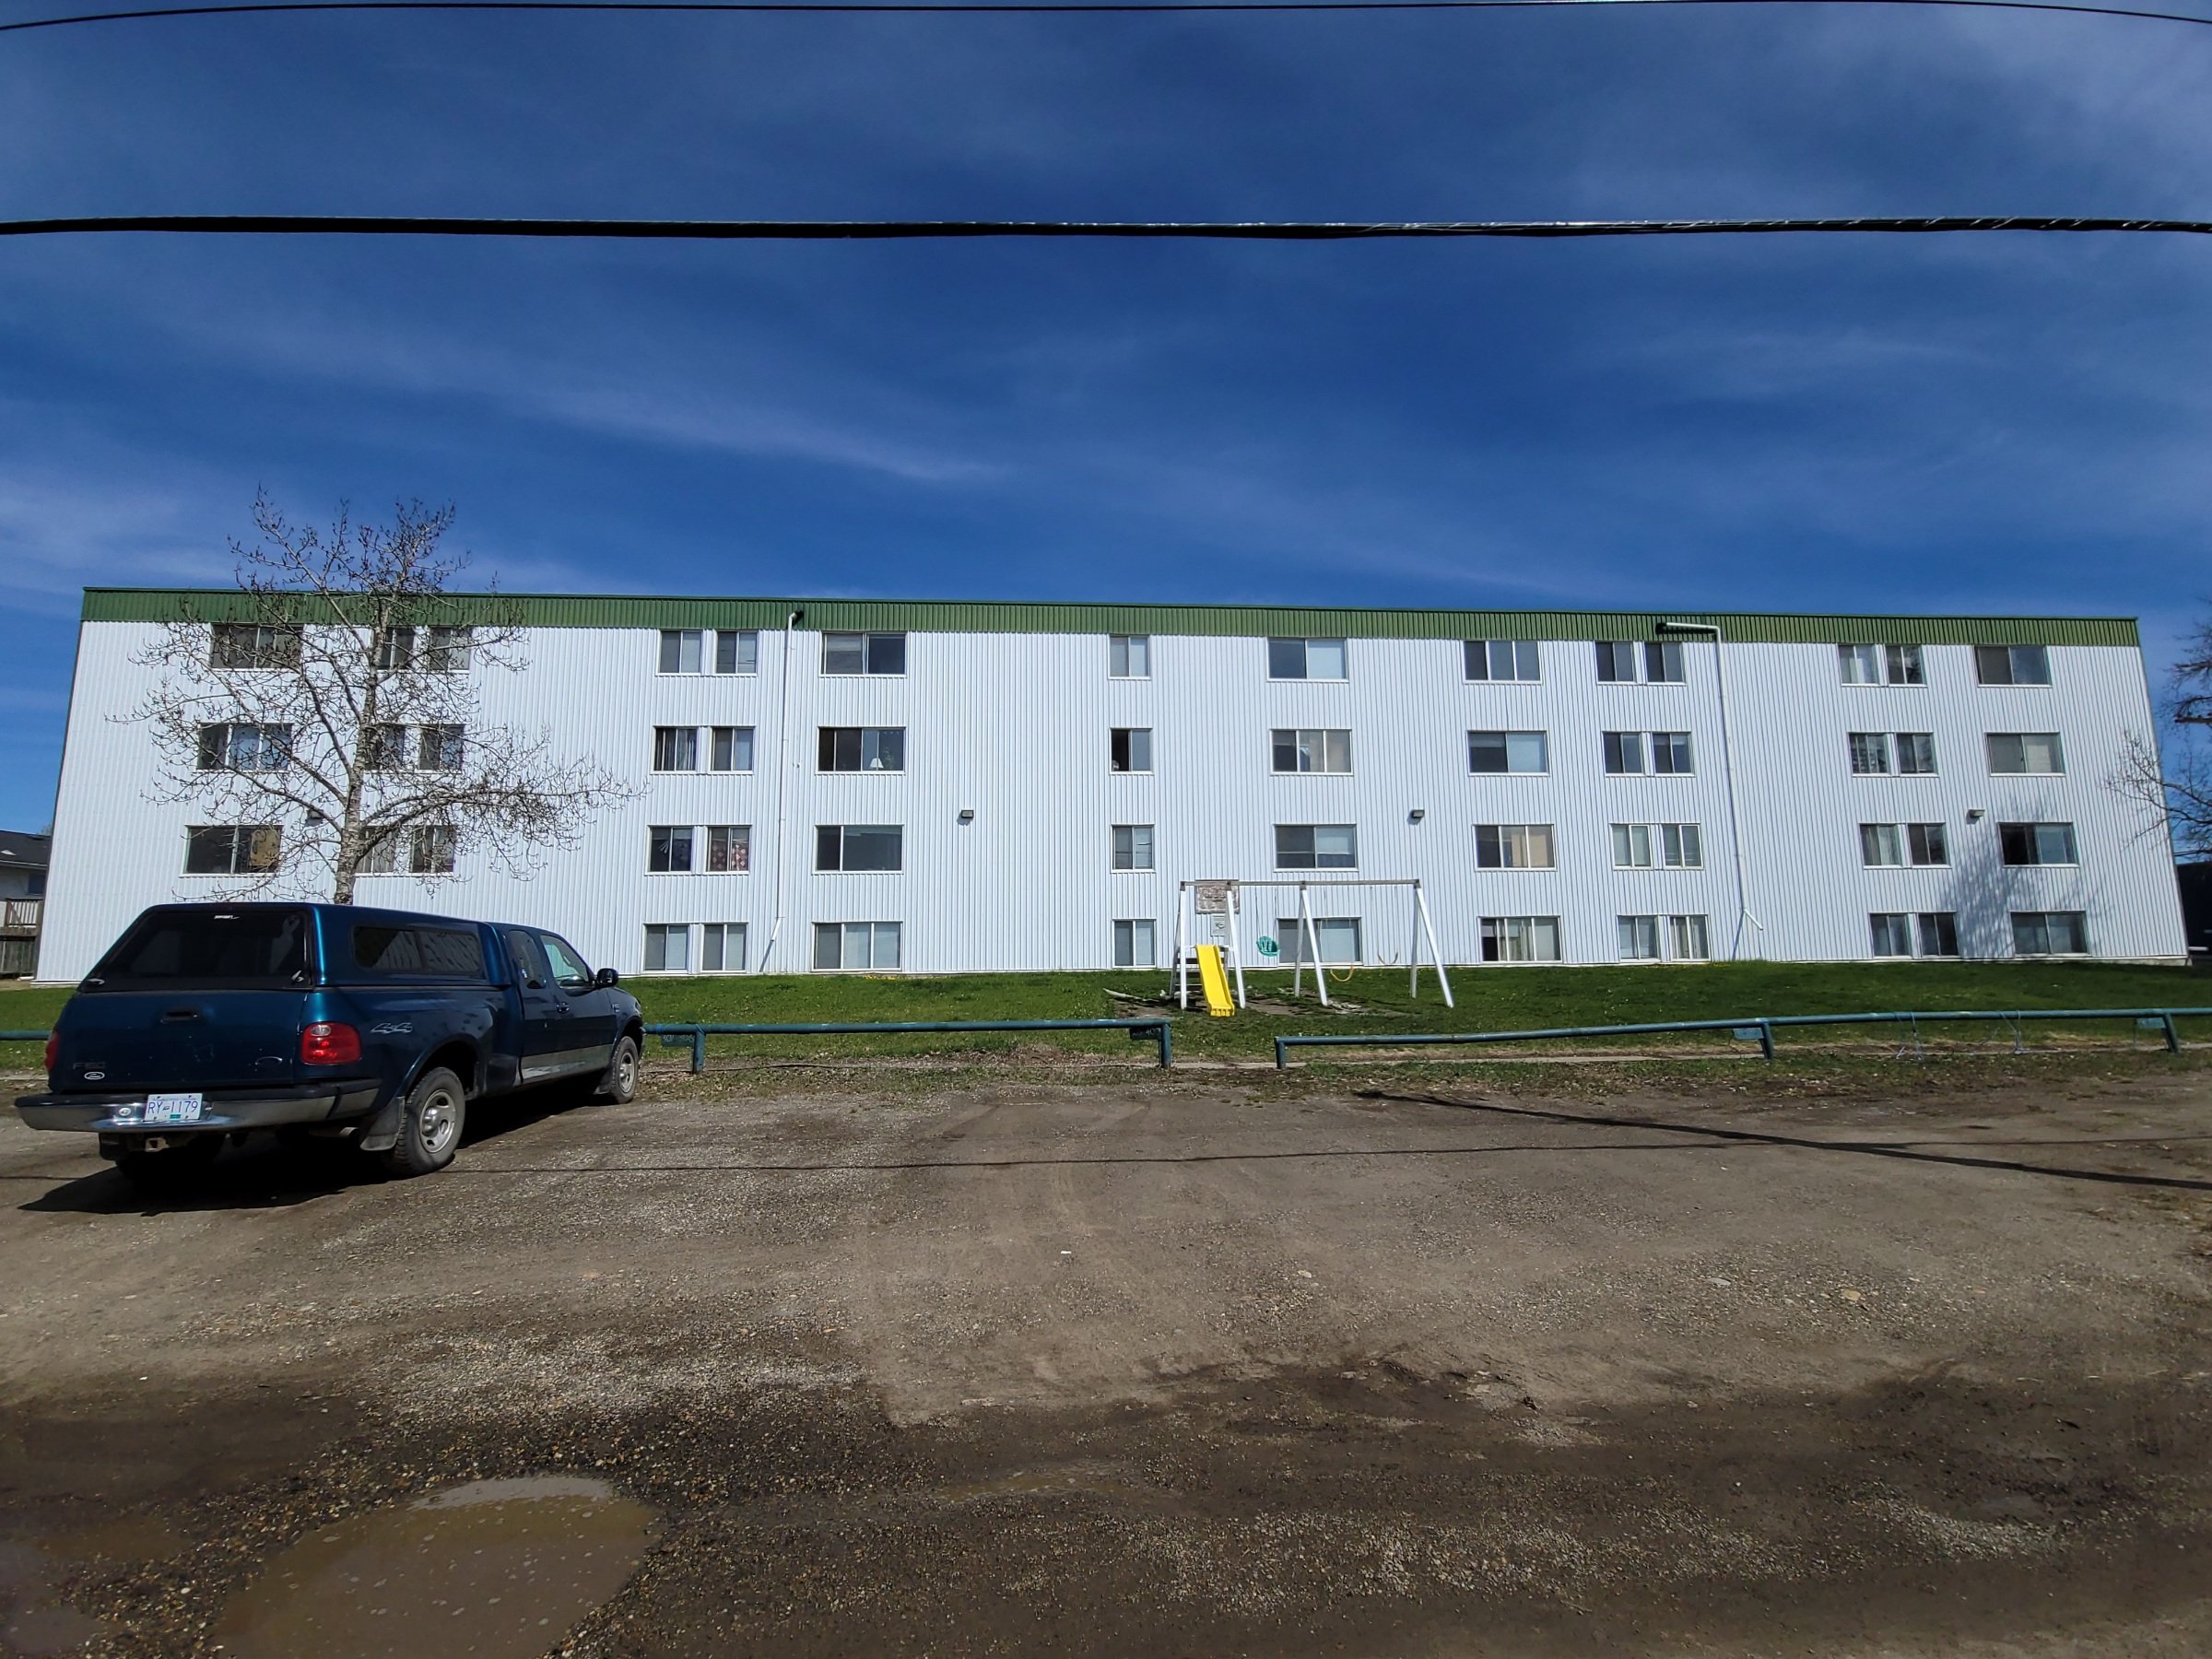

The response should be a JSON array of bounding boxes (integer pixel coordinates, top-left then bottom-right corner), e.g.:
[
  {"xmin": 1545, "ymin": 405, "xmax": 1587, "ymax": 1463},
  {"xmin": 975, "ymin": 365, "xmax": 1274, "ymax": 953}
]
[{"xmin": 143, "ymin": 1093, "xmax": 205, "ymax": 1124}]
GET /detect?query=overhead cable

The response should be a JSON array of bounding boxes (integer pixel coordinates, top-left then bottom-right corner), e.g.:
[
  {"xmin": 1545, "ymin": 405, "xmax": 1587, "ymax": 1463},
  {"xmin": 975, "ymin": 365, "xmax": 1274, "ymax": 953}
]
[
  {"xmin": 1, "ymin": 213, "xmax": 2209, "ymax": 240},
  {"xmin": 6, "ymin": 0, "xmax": 2212, "ymax": 38}
]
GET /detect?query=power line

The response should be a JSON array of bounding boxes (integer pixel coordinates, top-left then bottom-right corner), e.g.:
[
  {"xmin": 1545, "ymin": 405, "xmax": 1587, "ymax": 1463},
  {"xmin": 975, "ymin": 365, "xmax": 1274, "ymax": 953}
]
[
  {"xmin": 6, "ymin": 0, "xmax": 2212, "ymax": 39},
  {"xmin": 2, "ymin": 213, "xmax": 2208, "ymax": 239}
]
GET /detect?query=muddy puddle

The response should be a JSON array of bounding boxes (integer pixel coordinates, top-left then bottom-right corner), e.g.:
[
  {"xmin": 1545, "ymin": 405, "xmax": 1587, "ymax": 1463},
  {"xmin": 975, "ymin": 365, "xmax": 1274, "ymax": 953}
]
[{"xmin": 208, "ymin": 1475, "xmax": 654, "ymax": 1659}]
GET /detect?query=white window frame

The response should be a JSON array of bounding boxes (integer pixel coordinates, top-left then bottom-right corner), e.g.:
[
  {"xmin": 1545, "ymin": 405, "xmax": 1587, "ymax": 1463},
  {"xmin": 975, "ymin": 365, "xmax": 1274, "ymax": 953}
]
[
  {"xmin": 642, "ymin": 923, "xmax": 691, "ymax": 973},
  {"xmin": 1999, "ymin": 821, "xmax": 2079, "ymax": 868},
  {"xmin": 1480, "ymin": 915, "xmax": 1561, "ymax": 964},
  {"xmin": 1465, "ymin": 639, "xmax": 1541, "ymax": 682},
  {"xmin": 815, "ymin": 824, "xmax": 904, "ymax": 873},
  {"xmin": 1110, "ymin": 727, "xmax": 1154, "ymax": 774},
  {"xmin": 1110, "ymin": 634, "xmax": 1151, "ymax": 678},
  {"xmin": 649, "ymin": 824, "xmax": 695, "ymax": 874},
  {"xmin": 2011, "ymin": 910, "xmax": 2088, "ymax": 956},
  {"xmin": 1985, "ymin": 732, "xmax": 2065, "ymax": 775},
  {"xmin": 1975, "ymin": 644, "xmax": 2052, "ymax": 687},
  {"xmin": 1476, "ymin": 823, "xmax": 1556, "ymax": 870},
  {"xmin": 821, "ymin": 631, "xmax": 908, "ymax": 677},
  {"xmin": 712, "ymin": 725, "xmax": 757, "ymax": 773},
  {"xmin": 1468, "ymin": 730, "xmax": 1549, "ymax": 775},
  {"xmin": 653, "ymin": 725, "xmax": 700, "ymax": 772},
  {"xmin": 1267, "ymin": 637, "xmax": 1348, "ymax": 681},
  {"xmin": 1272, "ymin": 728, "xmax": 1353, "ymax": 774},
  {"xmin": 1668, "ymin": 913, "xmax": 1711, "ymax": 960},
  {"xmin": 700, "ymin": 921, "xmax": 747, "ymax": 972},
  {"xmin": 1618, "ymin": 914, "xmax": 1662, "ymax": 961},
  {"xmin": 1274, "ymin": 823, "xmax": 1358, "ymax": 871},
  {"xmin": 1111, "ymin": 824, "xmax": 1155, "ymax": 872},
  {"xmin": 813, "ymin": 920, "xmax": 902, "ymax": 971},
  {"xmin": 1848, "ymin": 733, "xmax": 1893, "ymax": 775},
  {"xmin": 1112, "ymin": 917, "xmax": 1157, "ymax": 968}
]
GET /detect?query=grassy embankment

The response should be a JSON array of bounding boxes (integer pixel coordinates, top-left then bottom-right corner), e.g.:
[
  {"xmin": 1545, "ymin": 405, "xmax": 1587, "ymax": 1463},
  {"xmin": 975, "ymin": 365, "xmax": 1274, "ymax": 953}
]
[{"xmin": 3, "ymin": 959, "xmax": 2209, "ymax": 1073}]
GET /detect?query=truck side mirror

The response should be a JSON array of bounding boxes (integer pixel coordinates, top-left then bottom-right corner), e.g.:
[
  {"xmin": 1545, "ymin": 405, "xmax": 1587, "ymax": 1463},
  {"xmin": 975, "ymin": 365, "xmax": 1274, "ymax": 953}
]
[{"xmin": 594, "ymin": 967, "xmax": 621, "ymax": 988}]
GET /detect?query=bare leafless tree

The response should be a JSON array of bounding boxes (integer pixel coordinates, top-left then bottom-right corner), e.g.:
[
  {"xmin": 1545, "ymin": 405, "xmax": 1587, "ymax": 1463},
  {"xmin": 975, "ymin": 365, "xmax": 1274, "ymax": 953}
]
[
  {"xmin": 2111, "ymin": 617, "xmax": 2212, "ymax": 860},
  {"xmin": 124, "ymin": 493, "xmax": 637, "ymax": 901}
]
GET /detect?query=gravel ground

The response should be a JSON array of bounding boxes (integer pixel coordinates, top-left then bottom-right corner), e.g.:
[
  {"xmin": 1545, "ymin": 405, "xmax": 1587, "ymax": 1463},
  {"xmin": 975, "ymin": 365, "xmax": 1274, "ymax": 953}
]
[{"xmin": 3, "ymin": 1063, "xmax": 2211, "ymax": 1655}]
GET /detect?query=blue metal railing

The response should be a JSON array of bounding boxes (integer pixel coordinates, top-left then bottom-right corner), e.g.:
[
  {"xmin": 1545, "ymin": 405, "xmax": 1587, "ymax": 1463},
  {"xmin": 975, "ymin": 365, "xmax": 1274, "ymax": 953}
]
[
  {"xmin": 1274, "ymin": 1006, "xmax": 2212, "ymax": 1068},
  {"xmin": 0, "ymin": 1030, "xmax": 46, "ymax": 1043},
  {"xmin": 643, "ymin": 1018, "xmax": 1174, "ymax": 1072}
]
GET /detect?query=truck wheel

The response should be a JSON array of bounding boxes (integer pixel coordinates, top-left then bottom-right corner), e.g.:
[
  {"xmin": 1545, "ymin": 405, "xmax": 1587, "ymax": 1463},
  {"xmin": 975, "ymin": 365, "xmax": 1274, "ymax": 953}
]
[
  {"xmin": 114, "ymin": 1135, "xmax": 222, "ymax": 1196},
  {"xmin": 594, "ymin": 1034, "xmax": 641, "ymax": 1104},
  {"xmin": 378, "ymin": 1067, "xmax": 466, "ymax": 1178}
]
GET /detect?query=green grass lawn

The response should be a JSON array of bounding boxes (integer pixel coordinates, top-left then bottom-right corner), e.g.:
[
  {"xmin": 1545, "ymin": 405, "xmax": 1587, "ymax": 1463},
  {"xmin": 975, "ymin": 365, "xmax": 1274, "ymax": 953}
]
[{"xmin": 4, "ymin": 959, "xmax": 2208, "ymax": 1070}]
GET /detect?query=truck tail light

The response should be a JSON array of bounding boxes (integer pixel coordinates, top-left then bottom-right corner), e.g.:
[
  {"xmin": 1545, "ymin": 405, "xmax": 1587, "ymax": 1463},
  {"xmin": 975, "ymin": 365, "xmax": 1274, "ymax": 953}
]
[
  {"xmin": 300, "ymin": 1022, "xmax": 362, "ymax": 1066},
  {"xmin": 44, "ymin": 1030, "xmax": 58, "ymax": 1074}
]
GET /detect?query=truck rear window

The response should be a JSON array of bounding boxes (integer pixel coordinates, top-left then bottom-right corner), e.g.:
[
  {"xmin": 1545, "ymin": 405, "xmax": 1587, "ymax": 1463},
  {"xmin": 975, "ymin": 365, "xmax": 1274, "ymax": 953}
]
[
  {"xmin": 90, "ymin": 909, "xmax": 313, "ymax": 989},
  {"xmin": 352, "ymin": 924, "xmax": 486, "ymax": 980}
]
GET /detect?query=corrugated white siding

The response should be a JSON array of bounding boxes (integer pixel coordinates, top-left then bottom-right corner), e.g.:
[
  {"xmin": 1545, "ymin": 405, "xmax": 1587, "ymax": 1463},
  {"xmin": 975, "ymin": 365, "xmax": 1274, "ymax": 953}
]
[{"xmin": 36, "ymin": 620, "xmax": 2188, "ymax": 978}]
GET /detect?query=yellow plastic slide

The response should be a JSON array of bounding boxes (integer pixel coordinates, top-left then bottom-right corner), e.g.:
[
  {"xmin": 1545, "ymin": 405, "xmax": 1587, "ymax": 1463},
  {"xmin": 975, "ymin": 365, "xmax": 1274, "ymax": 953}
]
[{"xmin": 1196, "ymin": 944, "xmax": 1236, "ymax": 1017}]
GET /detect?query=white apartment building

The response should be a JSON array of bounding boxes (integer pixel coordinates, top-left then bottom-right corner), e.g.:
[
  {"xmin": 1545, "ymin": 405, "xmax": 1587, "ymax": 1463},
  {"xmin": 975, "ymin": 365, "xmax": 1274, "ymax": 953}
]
[{"xmin": 34, "ymin": 591, "xmax": 2186, "ymax": 979}]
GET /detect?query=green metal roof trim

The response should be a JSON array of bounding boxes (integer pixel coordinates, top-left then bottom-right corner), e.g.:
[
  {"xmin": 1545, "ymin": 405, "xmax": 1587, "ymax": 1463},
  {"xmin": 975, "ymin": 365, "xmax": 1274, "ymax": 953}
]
[{"xmin": 77, "ymin": 589, "xmax": 2142, "ymax": 648}]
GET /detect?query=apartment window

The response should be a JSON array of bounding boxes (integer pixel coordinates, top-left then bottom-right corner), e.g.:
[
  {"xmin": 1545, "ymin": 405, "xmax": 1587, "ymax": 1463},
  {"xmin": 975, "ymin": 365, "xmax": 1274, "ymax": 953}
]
[
  {"xmin": 1896, "ymin": 733, "xmax": 1938, "ymax": 774},
  {"xmin": 1278, "ymin": 916, "xmax": 1362, "ymax": 965},
  {"xmin": 1481, "ymin": 915, "xmax": 1560, "ymax": 963},
  {"xmin": 363, "ymin": 724, "xmax": 409, "ymax": 771},
  {"xmin": 816, "ymin": 824, "xmax": 902, "ymax": 873},
  {"xmin": 425, "ymin": 625, "xmax": 472, "ymax": 673},
  {"xmin": 658, "ymin": 629, "xmax": 704, "ymax": 675},
  {"xmin": 358, "ymin": 830, "xmax": 401, "ymax": 874},
  {"xmin": 410, "ymin": 823, "xmax": 457, "ymax": 875},
  {"xmin": 1653, "ymin": 732, "xmax": 1693, "ymax": 774},
  {"xmin": 653, "ymin": 726, "xmax": 699, "ymax": 772},
  {"xmin": 1869, "ymin": 913, "xmax": 1914, "ymax": 958},
  {"xmin": 196, "ymin": 722, "xmax": 291, "ymax": 771},
  {"xmin": 814, "ymin": 921, "xmax": 901, "ymax": 971},
  {"xmin": 712, "ymin": 726, "xmax": 757, "ymax": 772},
  {"xmin": 182, "ymin": 825, "xmax": 280, "ymax": 875},
  {"xmin": 1594, "ymin": 641, "xmax": 1683, "ymax": 684},
  {"xmin": 1112, "ymin": 824, "xmax": 1155, "ymax": 871},
  {"xmin": 1268, "ymin": 637, "xmax": 1347, "ymax": 680},
  {"xmin": 1607, "ymin": 731, "xmax": 1692, "ymax": 774},
  {"xmin": 1918, "ymin": 912, "xmax": 1959, "ymax": 958},
  {"xmin": 1273, "ymin": 728, "xmax": 1351, "ymax": 773},
  {"xmin": 2012, "ymin": 911, "xmax": 2088, "ymax": 956},
  {"xmin": 1663, "ymin": 823, "xmax": 1703, "ymax": 868},
  {"xmin": 2000, "ymin": 822, "xmax": 2077, "ymax": 866},
  {"xmin": 1880, "ymin": 909, "xmax": 1962, "ymax": 959},
  {"xmin": 1840, "ymin": 643, "xmax": 1925, "ymax": 685},
  {"xmin": 1861, "ymin": 823, "xmax": 1948, "ymax": 867},
  {"xmin": 1848, "ymin": 733, "xmax": 1892, "ymax": 775},
  {"xmin": 1976, "ymin": 644, "xmax": 2052, "ymax": 687},
  {"xmin": 706, "ymin": 824, "xmax": 751, "ymax": 873},
  {"xmin": 1111, "ymin": 727, "xmax": 1154, "ymax": 773},
  {"xmin": 1669, "ymin": 914, "xmax": 1711, "ymax": 960},
  {"xmin": 1465, "ymin": 640, "xmax": 1540, "ymax": 681},
  {"xmin": 1613, "ymin": 823, "xmax": 1653, "ymax": 868},
  {"xmin": 1110, "ymin": 634, "xmax": 1150, "ymax": 678},
  {"xmin": 1986, "ymin": 733, "xmax": 2065, "ymax": 775},
  {"xmin": 1604, "ymin": 732, "xmax": 1644, "ymax": 774},
  {"xmin": 1477, "ymin": 823, "xmax": 1555, "ymax": 869},
  {"xmin": 418, "ymin": 724, "xmax": 465, "ymax": 772},
  {"xmin": 1468, "ymin": 730, "xmax": 1548, "ymax": 774},
  {"xmin": 714, "ymin": 629, "xmax": 759, "ymax": 675},
  {"xmin": 1275, "ymin": 824, "xmax": 1357, "ymax": 870},
  {"xmin": 818, "ymin": 726, "xmax": 904, "ymax": 772},
  {"xmin": 701, "ymin": 922, "xmax": 747, "ymax": 972},
  {"xmin": 372, "ymin": 626, "xmax": 415, "ymax": 672},
  {"xmin": 822, "ymin": 631, "xmax": 906, "ymax": 676},
  {"xmin": 1112, "ymin": 918, "xmax": 1156, "ymax": 968},
  {"xmin": 1618, "ymin": 915, "xmax": 1661, "ymax": 960},
  {"xmin": 649, "ymin": 825, "xmax": 695, "ymax": 874},
  {"xmin": 210, "ymin": 623, "xmax": 301, "ymax": 670},
  {"xmin": 643, "ymin": 924, "xmax": 690, "ymax": 973}
]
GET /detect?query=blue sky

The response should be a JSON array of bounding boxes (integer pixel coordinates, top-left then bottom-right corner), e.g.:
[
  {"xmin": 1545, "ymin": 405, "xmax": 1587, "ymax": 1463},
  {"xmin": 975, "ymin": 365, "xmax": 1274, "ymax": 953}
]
[{"xmin": 3, "ymin": 0, "xmax": 2210, "ymax": 829}]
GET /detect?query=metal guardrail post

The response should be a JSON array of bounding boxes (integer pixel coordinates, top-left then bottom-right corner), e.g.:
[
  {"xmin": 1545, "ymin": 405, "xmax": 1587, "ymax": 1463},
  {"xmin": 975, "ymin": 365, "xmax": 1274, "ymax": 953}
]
[
  {"xmin": 1276, "ymin": 1035, "xmax": 1289, "ymax": 1070},
  {"xmin": 691, "ymin": 1027, "xmax": 706, "ymax": 1076},
  {"xmin": 1759, "ymin": 1018, "xmax": 1775, "ymax": 1061},
  {"xmin": 2162, "ymin": 1012, "xmax": 2182, "ymax": 1053},
  {"xmin": 1154, "ymin": 1021, "xmax": 1173, "ymax": 1069}
]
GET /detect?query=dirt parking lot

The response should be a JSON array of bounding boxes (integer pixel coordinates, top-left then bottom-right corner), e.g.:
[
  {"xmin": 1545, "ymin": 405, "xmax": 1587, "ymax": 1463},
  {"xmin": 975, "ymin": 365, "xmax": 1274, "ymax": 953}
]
[{"xmin": 4, "ymin": 1062, "xmax": 2212, "ymax": 1656}]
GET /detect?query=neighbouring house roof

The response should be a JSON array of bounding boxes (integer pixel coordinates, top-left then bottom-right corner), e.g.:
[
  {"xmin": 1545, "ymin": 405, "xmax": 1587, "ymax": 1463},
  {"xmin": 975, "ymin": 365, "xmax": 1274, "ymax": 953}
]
[
  {"xmin": 76, "ymin": 588, "xmax": 2140, "ymax": 649},
  {"xmin": 0, "ymin": 830, "xmax": 49, "ymax": 871}
]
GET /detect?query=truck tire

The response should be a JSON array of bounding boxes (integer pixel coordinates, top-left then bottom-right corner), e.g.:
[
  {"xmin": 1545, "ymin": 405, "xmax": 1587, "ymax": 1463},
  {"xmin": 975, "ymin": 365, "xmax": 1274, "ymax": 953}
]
[
  {"xmin": 114, "ymin": 1135, "xmax": 222, "ymax": 1196},
  {"xmin": 594, "ymin": 1034, "xmax": 641, "ymax": 1104},
  {"xmin": 378, "ymin": 1066, "xmax": 466, "ymax": 1178}
]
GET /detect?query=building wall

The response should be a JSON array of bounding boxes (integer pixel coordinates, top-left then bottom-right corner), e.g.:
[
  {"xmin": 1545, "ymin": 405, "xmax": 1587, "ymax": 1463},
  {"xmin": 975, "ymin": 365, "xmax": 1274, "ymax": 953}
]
[{"xmin": 35, "ymin": 611, "xmax": 2187, "ymax": 979}]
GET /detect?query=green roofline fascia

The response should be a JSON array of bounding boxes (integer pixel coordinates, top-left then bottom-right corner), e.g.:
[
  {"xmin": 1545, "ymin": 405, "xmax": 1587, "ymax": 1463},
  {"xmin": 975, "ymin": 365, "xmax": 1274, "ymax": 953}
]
[{"xmin": 76, "ymin": 588, "xmax": 2140, "ymax": 649}]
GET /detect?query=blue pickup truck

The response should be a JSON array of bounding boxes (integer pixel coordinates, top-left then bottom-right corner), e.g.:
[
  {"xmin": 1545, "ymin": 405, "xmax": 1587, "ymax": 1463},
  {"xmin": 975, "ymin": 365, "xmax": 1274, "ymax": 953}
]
[{"xmin": 15, "ymin": 902, "xmax": 646, "ymax": 1192}]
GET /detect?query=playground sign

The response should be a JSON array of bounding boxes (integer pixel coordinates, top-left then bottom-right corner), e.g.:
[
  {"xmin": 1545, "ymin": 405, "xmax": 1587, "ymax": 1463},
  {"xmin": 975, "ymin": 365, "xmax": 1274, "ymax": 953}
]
[{"xmin": 1194, "ymin": 879, "xmax": 1239, "ymax": 914}]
